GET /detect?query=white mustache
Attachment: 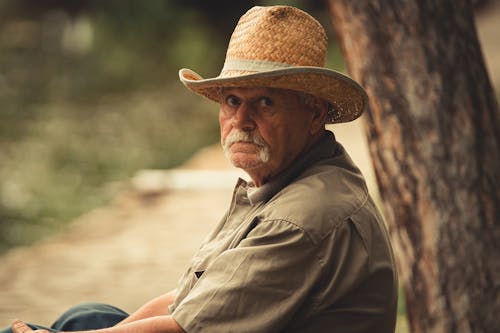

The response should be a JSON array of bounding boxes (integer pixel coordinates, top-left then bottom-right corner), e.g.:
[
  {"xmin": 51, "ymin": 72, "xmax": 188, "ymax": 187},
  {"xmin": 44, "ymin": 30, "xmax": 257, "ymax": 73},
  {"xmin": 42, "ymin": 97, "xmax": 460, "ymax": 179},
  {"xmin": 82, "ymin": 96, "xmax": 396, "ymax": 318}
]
[
  {"xmin": 222, "ymin": 129, "xmax": 270, "ymax": 164},
  {"xmin": 223, "ymin": 130, "xmax": 267, "ymax": 150}
]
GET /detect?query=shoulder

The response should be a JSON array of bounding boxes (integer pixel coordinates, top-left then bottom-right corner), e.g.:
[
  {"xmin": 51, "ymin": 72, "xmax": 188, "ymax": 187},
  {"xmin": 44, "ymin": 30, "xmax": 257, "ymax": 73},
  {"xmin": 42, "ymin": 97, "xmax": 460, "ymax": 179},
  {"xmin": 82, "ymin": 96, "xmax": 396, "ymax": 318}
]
[{"xmin": 258, "ymin": 157, "xmax": 374, "ymax": 244}]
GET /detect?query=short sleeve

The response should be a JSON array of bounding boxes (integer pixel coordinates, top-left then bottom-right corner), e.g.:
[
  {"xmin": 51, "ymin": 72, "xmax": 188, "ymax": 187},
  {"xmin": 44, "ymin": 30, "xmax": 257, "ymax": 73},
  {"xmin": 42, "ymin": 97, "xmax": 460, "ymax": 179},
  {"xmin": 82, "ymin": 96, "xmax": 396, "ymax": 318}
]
[{"xmin": 171, "ymin": 219, "xmax": 321, "ymax": 333}]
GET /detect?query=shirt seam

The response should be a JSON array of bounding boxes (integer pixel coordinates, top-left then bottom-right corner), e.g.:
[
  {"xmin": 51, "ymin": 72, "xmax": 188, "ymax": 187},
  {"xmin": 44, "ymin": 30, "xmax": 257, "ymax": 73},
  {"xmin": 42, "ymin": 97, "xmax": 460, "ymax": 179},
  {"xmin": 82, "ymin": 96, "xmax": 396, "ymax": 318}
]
[
  {"xmin": 257, "ymin": 218, "xmax": 317, "ymax": 246},
  {"xmin": 346, "ymin": 189, "xmax": 369, "ymax": 219},
  {"xmin": 345, "ymin": 195, "xmax": 372, "ymax": 269}
]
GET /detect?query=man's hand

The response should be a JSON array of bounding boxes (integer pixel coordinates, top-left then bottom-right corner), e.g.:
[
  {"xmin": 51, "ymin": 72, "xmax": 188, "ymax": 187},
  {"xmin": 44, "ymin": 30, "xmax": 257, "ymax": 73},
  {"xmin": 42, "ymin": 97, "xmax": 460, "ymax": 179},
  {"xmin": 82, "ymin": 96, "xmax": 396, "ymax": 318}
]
[
  {"xmin": 11, "ymin": 320, "xmax": 48, "ymax": 333},
  {"xmin": 11, "ymin": 316, "xmax": 184, "ymax": 333}
]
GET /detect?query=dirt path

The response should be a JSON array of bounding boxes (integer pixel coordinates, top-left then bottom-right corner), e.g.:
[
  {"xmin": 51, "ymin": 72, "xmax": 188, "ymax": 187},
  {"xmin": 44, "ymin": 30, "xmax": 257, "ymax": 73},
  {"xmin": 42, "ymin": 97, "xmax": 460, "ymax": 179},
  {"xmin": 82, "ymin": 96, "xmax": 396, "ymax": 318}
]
[{"xmin": 0, "ymin": 145, "xmax": 240, "ymax": 326}]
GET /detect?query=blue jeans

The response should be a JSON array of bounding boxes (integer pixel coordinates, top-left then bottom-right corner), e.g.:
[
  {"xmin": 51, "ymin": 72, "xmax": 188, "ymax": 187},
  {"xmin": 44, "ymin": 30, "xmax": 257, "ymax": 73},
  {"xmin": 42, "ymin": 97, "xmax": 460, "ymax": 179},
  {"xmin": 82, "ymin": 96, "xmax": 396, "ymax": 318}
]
[{"xmin": 1, "ymin": 303, "xmax": 128, "ymax": 333}]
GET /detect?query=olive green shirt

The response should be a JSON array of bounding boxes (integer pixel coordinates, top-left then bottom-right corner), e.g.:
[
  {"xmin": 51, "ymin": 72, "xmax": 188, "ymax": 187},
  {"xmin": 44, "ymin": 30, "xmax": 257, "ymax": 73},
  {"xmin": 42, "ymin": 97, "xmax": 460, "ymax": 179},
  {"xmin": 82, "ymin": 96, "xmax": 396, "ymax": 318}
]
[{"xmin": 170, "ymin": 131, "xmax": 398, "ymax": 333}]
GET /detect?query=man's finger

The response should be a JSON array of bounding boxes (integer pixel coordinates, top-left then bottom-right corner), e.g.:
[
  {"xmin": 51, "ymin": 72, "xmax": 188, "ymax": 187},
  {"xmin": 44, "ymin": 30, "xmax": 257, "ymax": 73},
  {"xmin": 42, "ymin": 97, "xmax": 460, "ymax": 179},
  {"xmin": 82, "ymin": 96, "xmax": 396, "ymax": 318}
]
[
  {"xmin": 11, "ymin": 320, "xmax": 33, "ymax": 333},
  {"xmin": 12, "ymin": 320, "xmax": 49, "ymax": 333}
]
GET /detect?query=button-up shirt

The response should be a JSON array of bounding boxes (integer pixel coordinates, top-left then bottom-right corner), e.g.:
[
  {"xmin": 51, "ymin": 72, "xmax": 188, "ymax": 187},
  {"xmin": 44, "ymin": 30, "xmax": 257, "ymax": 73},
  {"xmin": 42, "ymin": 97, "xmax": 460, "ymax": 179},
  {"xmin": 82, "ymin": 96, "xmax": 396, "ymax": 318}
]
[{"xmin": 170, "ymin": 131, "xmax": 398, "ymax": 333}]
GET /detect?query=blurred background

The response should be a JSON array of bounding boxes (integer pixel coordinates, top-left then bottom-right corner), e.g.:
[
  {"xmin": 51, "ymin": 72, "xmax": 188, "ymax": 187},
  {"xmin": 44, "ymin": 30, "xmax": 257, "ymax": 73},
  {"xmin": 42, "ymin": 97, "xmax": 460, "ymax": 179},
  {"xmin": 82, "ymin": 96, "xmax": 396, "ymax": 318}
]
[
  {"xmin": 0, "ymin": 1, "xmax": 498, "ymax": 332},
  {"xmin": 2, "ymin": 0, "xmax": 498, "ymax": 255},
  {"xmin": 0, "ymin": 0, "xmax": 347, "ymax": 253}
]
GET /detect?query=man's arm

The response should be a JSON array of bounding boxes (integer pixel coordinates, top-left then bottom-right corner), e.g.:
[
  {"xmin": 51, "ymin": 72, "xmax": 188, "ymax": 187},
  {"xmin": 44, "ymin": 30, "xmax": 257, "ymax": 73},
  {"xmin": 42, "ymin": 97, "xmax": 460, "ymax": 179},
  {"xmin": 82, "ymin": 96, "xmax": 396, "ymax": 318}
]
[
  {"xmin": 13, "ymin": 316, "xmax": 185, "ymax": 333},
  {"xmin": 116, "ymin": 289, "xmax": 178, "ymax": 326},
  {"xmin": 11, "ymin": 290, "xmax": 183, "ymax": 333}
]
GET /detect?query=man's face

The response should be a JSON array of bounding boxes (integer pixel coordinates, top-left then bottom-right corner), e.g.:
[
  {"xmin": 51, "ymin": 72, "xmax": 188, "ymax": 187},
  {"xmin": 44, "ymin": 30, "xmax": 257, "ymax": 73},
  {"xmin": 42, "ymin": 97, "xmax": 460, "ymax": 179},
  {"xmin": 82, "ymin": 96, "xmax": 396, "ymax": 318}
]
[{"xmin": 219, "ymin": 87, "xmax": 325, "ymax": 186}]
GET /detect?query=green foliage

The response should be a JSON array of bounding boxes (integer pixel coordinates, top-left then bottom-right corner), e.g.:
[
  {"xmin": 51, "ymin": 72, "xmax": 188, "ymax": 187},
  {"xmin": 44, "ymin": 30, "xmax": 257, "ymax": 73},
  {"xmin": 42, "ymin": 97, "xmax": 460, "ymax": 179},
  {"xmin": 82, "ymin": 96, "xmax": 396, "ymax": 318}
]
[
  {"xmin": 0, "ymin": 1, "xmax": 228, "ymax": 252},
  {"xmin": 0, "ymin": 85, "xmax": 220, "ymax": 253},
  {"xmin": 0, "ymin": 1, "xmax": 347, "ymax": 253}
]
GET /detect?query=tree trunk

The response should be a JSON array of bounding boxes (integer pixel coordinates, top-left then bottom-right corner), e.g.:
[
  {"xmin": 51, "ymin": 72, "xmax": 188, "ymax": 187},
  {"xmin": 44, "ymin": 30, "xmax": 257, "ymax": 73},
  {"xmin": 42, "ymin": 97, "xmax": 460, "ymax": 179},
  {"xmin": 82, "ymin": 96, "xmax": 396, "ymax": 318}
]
[{"xmin": 327, "ymin": 0, "xmax": 500, "ymax": 332}]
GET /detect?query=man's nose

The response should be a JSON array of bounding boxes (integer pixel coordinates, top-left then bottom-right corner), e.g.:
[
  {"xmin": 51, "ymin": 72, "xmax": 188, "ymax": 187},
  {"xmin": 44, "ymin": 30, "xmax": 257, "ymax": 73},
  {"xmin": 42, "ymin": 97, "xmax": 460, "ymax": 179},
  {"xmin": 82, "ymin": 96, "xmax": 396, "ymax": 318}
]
[{"xmin": 232, "ymin": 103, "xmax": 256, "ymax": 131}]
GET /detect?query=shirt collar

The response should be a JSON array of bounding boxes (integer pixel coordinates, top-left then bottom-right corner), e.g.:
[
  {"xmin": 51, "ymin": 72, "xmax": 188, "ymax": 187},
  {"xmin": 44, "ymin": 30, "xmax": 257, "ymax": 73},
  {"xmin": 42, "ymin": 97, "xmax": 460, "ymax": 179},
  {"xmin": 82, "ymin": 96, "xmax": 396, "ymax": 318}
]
[{"xmin": 246, "ymin": 130, "xmax": 339, "ymax": 205}]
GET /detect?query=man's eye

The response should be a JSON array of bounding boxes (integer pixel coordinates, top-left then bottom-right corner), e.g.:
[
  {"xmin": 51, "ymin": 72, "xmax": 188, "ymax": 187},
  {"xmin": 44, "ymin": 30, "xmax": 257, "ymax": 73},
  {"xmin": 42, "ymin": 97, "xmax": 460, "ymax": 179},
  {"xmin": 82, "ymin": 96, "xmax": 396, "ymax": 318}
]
[
  {"xmin": 258, "ymin": 97, "xmax": 273, "ymax": 108},
  {"xmin": 226, "ymin": 95, "xmax": 240, "ymax": 107}
]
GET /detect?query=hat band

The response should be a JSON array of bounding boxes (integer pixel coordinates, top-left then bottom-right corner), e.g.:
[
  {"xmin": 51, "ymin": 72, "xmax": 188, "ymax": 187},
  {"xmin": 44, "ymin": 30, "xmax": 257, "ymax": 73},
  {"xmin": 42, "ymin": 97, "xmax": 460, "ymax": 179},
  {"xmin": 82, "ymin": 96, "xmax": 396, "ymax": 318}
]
[{"xmin": 222, "ymin": 58, "xmax": 294, "ymax": 74}]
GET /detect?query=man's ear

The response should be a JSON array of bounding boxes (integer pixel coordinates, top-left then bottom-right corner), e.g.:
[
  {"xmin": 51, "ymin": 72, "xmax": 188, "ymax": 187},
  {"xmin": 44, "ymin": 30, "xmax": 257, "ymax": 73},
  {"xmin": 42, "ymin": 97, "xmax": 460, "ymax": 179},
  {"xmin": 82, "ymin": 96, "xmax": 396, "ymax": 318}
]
[{"xmin": 309, "ymin": 98, "xmax": 328, "ymax": 136}]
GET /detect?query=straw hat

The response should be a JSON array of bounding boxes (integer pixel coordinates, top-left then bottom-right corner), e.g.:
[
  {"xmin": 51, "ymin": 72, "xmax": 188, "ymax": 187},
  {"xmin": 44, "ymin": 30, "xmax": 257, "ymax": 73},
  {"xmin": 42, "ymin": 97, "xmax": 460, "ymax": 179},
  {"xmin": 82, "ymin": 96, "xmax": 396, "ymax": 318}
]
[{"xmin": 179, "ymin": 5, "xmax": 367, "ymax": 123}]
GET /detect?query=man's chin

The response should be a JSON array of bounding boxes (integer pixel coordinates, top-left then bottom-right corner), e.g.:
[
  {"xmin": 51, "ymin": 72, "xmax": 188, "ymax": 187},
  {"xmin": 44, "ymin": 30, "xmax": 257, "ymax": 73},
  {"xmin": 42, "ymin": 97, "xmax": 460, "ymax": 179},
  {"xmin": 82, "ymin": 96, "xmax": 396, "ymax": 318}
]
[{"xmin": 229, "ymin": 153, "xmax": 266, "ymax": 170}]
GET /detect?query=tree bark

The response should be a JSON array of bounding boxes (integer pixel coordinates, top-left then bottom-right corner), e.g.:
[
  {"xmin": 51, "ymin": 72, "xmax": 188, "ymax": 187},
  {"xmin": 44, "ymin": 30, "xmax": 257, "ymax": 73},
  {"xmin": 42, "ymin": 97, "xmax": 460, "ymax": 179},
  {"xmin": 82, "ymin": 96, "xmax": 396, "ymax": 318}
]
[{"xmin": 327, "ymin": 0, "xmax": 500, "ymax": 332}]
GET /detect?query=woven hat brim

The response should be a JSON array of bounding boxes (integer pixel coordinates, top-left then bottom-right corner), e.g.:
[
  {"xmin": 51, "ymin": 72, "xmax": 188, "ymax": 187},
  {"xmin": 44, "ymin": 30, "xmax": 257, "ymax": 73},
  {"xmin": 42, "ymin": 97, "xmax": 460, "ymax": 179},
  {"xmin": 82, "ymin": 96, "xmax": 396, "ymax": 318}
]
[{"xmin": 179, "ymin": 67, "xmax": 368, "ymax": 124}]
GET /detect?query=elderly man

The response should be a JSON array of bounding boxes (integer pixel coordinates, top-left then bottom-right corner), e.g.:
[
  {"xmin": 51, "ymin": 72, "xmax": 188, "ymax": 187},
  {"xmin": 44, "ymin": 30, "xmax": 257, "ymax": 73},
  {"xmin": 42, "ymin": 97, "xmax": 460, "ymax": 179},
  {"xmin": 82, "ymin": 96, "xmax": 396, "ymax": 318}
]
[{"xmin": 6, "ymin": 5, "xmax": 398, "ymax": 333}]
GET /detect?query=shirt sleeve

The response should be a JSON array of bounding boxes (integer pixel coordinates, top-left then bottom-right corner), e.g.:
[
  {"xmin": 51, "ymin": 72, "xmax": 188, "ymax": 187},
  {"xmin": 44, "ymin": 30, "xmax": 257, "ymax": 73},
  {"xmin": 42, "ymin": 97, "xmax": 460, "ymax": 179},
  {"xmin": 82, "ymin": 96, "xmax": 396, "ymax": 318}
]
[{"xmin": 171, "ymin": 219, "xmax": 321, "ymax": 333}]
